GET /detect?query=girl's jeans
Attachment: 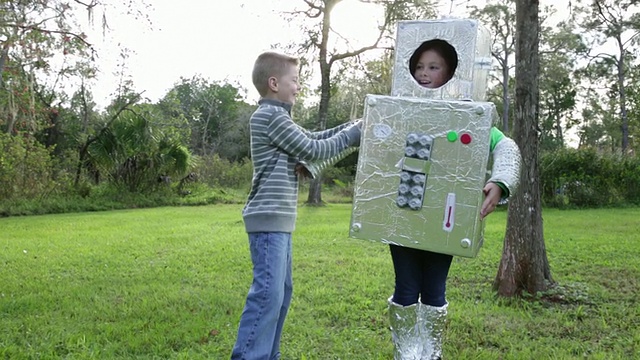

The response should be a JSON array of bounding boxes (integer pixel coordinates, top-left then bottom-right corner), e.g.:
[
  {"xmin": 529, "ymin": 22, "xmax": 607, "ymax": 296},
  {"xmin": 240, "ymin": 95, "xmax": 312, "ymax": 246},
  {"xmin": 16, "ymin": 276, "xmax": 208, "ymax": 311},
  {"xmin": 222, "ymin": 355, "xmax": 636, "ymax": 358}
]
[
  {"xmin": 389, "ymin": 244, "xmax": 453, "ymax": 307},
  {"xmin": 231, "ymin": 232, "xmax": 293, "ymax": 360}
]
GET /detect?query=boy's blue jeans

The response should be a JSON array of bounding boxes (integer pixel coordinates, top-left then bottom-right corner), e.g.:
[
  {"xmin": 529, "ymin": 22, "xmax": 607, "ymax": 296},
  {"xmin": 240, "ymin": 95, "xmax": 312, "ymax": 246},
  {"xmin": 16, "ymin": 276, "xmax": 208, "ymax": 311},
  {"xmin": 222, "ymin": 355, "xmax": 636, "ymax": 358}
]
[
  {"xmin": 389, "ymin": 244, "xmax": 453, "ymax": 307},
  {"xmin": 231, "ymin": 232, "xmax": 293, "ymax": 360}
]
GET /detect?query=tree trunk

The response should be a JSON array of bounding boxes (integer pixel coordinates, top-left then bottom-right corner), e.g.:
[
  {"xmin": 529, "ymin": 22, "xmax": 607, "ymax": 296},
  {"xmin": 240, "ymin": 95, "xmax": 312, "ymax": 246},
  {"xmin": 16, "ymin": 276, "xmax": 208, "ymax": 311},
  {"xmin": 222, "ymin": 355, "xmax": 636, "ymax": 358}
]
[
  {"xmin": 306, "ymin": 0, "xmax": 336, "ymax": 206},
  {"xmin": 306, "ymin": 65, "xmax": 331, "ymax": 206},
  {"xmin": 494, "ymin": 0, "xmax": 552, "ymax": 297},
  {"xmin": 554, "ymin": 109, "xmax": 564, "ymax": 148},
  {"xmin": 0, "ymin": 46, "xmax": 9, "ymax": 86},
  {"xmin": 307, "ymin": 177, "xmax": 323, "ymax": 206},
  {"xmin": 616, "ymin": 35, "xmax": 629, "ymax": 154},
  {"xmin": 502, "ymin": 55, "xmax": 510, "ymax": 133}
]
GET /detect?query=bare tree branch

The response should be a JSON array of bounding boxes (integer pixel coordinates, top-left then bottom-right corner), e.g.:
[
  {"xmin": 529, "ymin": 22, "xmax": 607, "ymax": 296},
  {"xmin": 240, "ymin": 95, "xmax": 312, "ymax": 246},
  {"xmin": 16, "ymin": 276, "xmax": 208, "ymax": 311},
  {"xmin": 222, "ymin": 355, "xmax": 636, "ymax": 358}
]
[
  {"xmin": 8, "ymin": 23, "xmax": 94, "ymax": 49},
  {"xmin": 73, "ymin": 0, "xmax": 99, "ymax": 10}
]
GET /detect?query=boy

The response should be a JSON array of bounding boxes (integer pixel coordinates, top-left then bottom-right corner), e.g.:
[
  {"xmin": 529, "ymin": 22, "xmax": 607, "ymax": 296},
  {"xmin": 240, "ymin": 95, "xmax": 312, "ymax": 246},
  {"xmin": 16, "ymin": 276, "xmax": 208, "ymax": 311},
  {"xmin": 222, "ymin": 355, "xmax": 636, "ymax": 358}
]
[
  {"xmin": 231, "ymin": 51, "xmax": 361, "ymax": 360},
  {"xmin": 386, "ymin": 39, "xmax": 520, "ymax": 359}
]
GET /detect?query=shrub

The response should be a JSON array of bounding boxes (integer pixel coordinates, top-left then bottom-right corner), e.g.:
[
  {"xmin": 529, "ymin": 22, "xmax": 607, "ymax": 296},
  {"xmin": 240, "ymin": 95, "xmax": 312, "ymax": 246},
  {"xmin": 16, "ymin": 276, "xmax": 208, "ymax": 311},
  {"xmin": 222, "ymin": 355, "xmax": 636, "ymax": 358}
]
[
  {"xmin": 616, "ymin": 155, "xmax": 640, "ymax": 204},
  {"xmin": 540, "ymin": 148, "xmax": 636, "ymax": 208},
  {"xmin": 194, "ymin": 154, "xmax": 252, "ymax": 190},
  {"xmin": 0, "ymin": 133, "xmax": 55, "ymax": 201}
]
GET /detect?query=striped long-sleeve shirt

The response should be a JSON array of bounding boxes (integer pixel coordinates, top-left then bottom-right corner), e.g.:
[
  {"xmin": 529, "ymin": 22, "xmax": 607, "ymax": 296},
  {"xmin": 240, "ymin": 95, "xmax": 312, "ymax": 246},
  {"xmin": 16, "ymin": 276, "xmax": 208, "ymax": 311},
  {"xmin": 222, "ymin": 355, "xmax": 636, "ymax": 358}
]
[{"xmin": 242, "ymin": 98, "xmax": 361, "ymax": 233}]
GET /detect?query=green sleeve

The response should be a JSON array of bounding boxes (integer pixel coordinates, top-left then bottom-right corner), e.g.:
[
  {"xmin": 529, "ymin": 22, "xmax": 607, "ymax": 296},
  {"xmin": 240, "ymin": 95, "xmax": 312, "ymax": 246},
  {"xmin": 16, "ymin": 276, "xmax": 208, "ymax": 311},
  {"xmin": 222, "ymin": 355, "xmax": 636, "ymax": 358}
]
[{"xmin": 490, "ymin": 127, "xmax": 505, "ymax": 152}]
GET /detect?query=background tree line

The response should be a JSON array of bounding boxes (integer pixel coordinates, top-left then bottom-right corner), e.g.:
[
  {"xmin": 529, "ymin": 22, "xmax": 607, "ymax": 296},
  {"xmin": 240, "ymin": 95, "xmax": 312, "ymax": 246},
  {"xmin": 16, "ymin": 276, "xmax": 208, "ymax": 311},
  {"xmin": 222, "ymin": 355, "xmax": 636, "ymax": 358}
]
[{"xmin": 1, "ymin": 0, "xmax": 639, "ymax": 215}]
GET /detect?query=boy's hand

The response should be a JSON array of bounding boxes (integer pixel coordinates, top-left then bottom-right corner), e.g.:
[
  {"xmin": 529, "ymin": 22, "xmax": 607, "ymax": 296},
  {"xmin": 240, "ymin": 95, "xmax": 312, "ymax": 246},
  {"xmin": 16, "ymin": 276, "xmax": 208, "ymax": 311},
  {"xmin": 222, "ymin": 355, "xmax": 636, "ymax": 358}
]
[
  {"xmin": 346, "ymin": 120, "xmax": 362, "ymax": 147},
  {"xmin": 480, "ymin": 182, "xmax": 503, "ymax": 219}
]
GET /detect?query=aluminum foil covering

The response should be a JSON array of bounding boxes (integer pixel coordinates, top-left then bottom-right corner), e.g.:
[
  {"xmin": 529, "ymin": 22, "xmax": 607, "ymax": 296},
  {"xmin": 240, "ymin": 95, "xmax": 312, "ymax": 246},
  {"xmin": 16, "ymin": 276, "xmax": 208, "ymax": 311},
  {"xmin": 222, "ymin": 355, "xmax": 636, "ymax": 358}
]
[
  {"xmin": 349, "ymin": 95, "xmax": 497, "ymax": 258},
  {"xmin": 417, "ymin": 302, "xmax": 448, "ymax": 359},
  {"xmin": 387, "ymin": 298, "xmax": 448, "ymax": 359},
  {"xmin": 488, "ymin": 137, "xmax": 521, "ymax": 196},
  {"xmin": 391, "ymin": 19, "xmax": 492, "ymax": 101},
  {"xmin": 388, "ymin": 298, "xmax": 421, "ymax": 359}
]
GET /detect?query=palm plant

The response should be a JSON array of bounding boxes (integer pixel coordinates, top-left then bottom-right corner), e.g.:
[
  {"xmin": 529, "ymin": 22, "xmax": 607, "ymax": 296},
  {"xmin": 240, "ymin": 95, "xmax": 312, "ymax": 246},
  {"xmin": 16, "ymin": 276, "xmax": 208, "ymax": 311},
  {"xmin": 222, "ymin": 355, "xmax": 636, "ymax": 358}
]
[{"xmin": 86, "ymin": 110, "xmax": 191, "ymax": 192}]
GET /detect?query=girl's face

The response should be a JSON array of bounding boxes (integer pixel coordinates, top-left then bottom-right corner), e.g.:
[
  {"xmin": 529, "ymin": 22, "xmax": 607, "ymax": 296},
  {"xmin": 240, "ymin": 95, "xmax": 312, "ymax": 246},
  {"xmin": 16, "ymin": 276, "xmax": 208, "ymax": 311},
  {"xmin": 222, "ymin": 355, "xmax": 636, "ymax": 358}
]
[{"xmin": 413, "ymin": 49, "xmax": 451, "ymax": 89}]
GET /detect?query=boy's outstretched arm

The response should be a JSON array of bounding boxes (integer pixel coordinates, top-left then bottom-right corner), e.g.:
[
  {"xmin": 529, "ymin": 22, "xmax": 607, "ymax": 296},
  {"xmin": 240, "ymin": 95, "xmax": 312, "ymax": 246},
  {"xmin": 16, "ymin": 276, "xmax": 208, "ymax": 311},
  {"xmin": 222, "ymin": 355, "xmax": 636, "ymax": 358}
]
[
  {"xmin": 269, "ymin": 112, "xmax": 360, "ymax": 162},
  {"xmin": 306, "ymin": 118, "xmax": 362, "ymax": 140},
  {"xmin": 294, "ymin": 120, "xmax": 363, "ymax": 179}
]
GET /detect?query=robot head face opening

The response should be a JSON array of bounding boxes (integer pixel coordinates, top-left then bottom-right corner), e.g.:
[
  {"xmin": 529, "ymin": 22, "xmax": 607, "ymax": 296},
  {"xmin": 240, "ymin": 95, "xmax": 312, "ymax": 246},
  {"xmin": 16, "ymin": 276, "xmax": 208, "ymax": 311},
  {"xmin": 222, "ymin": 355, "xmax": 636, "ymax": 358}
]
[{"xmin": 409, "ymin": 39, "xmax": 458, "ymax": 89}]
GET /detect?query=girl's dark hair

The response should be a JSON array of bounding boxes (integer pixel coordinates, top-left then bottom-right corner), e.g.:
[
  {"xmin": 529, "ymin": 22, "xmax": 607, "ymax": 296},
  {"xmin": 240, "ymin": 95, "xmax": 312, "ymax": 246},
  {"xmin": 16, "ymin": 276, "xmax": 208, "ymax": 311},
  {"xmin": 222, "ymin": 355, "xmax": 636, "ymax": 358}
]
[{"xmin": 409, "ymin": 39, "xmax": 458, "ymax": 78}]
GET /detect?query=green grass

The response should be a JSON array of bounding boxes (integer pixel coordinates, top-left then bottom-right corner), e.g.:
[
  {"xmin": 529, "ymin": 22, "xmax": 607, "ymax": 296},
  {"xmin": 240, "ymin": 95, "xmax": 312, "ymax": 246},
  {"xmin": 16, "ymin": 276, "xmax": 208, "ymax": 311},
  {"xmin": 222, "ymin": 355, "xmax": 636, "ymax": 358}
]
[{"xmin": 1, "ymin": 205, "xmax": 638, "ymax": 359}]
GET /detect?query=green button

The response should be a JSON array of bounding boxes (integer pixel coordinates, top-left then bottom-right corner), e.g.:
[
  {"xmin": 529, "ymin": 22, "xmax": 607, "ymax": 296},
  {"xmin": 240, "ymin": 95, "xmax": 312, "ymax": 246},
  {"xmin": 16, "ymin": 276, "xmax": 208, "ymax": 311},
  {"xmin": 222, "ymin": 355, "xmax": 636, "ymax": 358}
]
[{"xmin": 447, "ymin": 131, "xmax": 458, "ymax": 142}]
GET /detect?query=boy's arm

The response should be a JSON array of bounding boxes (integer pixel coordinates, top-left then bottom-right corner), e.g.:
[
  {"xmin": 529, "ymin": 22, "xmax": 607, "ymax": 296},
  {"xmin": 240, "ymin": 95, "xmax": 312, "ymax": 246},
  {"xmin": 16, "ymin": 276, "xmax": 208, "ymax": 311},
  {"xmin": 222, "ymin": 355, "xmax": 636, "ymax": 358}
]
[
  {"xmin": 307, "ymin": 119, "xmax": 361, "ymax": 140},
  {"xmin": 295, "ymin": 147, "xmax": 359, "ymax": 179},
  {"xmin": 294, "ymin": 120, "xmax": 363, "ymax": 179},
  {"xmin": 269, "ymin": 112, "xmax": 361, "ymax": 161}
]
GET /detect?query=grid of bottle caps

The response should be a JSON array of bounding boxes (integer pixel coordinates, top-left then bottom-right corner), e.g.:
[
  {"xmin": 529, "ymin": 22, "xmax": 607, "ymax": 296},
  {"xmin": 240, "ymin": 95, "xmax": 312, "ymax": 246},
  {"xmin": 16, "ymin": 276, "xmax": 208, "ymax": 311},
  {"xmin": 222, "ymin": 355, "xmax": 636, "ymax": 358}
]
[{"xmin": 396, "ymin": 133, "xmax": 433, "ymax": 210}]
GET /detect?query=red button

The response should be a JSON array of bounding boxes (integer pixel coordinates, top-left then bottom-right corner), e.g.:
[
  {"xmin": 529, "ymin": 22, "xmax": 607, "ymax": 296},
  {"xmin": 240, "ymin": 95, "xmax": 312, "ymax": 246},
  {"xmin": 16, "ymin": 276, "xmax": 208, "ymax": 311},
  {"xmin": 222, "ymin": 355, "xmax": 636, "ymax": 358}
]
[{"xmin": 460, "ymin": 133, "xmax": 472, "ymax": 144}]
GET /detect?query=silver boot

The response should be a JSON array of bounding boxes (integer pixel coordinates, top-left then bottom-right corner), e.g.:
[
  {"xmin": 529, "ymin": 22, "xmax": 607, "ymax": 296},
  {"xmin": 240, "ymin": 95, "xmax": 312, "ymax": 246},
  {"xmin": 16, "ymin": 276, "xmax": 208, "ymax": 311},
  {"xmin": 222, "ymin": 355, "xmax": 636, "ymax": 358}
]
[
  {"xmin": 417, "ymin": 302, "xmax": 448, "ymax": 360},
  {"xmin": 388, "ymin": 297, "xmax": 421, "ymax": 360}
]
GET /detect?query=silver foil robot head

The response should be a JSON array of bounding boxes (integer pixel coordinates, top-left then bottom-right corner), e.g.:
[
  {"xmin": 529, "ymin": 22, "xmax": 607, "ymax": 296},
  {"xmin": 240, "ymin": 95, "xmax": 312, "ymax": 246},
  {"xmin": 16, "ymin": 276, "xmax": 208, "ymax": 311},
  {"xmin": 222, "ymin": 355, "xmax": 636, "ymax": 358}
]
[{"xmin": 391, "ymin": 19, "xmax": 492, "ymax": 101}]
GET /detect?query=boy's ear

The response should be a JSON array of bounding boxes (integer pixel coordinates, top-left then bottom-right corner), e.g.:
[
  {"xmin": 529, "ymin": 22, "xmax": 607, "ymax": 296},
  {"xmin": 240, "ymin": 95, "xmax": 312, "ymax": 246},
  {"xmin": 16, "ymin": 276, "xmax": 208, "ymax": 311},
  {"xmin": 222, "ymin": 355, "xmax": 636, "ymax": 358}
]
[{"xmin": 268, "ymin": 76, "xmax": 278, "ymax": 92}]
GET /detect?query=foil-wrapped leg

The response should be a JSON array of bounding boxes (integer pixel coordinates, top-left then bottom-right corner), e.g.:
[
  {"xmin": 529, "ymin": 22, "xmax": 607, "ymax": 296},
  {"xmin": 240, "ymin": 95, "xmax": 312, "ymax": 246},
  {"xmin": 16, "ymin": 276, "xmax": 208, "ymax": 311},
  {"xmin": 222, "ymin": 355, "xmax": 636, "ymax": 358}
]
[
  {"xmin": 297, "ymin": 147, "xmax": 358, "ymax": 179},
  {"xmin": 488, "ymin": 137, "xmax": 522, "ymax": 197},
  {"xmin": 417, "ymin": 302, "xmax": 448, "ymax": 360},
  {"xmin": 388, "ymin": 297, "xmax": 421, "ymax": 360}
]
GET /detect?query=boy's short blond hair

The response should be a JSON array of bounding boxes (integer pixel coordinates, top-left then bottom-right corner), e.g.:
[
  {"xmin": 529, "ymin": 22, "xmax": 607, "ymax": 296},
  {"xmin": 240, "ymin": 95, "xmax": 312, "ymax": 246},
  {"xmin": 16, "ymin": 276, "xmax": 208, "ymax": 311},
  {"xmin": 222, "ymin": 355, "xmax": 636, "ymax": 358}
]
[{"xmin": 252, "ymin": 52, "xmax": 300, "ymax": 96}]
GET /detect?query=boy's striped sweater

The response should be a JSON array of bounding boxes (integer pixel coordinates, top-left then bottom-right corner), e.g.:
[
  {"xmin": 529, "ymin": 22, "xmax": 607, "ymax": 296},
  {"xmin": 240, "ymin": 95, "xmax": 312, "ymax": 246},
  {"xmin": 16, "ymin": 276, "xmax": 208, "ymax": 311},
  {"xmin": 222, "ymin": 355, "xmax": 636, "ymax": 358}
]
[{"xmin": 242, "ymin": 98, "xmax": 360, "ymax": 233}]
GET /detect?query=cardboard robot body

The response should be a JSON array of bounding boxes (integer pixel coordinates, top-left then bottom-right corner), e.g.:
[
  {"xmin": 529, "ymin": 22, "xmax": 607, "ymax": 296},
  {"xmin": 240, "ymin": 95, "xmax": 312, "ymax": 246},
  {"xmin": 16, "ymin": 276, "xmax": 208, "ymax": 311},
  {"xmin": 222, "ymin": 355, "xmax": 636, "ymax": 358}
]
[{"xmin": 349, "ymin": 95, "xmax": 497, "ymax": 257}]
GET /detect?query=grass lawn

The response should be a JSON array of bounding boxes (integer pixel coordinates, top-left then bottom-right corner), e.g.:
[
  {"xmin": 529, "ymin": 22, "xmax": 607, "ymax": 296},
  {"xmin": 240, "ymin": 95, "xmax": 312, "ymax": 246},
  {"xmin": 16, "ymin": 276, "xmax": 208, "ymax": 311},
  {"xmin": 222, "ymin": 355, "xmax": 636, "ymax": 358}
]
[{"xmin": 1, "ymin": 205, "xmax": 639, "ymax": 359}]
